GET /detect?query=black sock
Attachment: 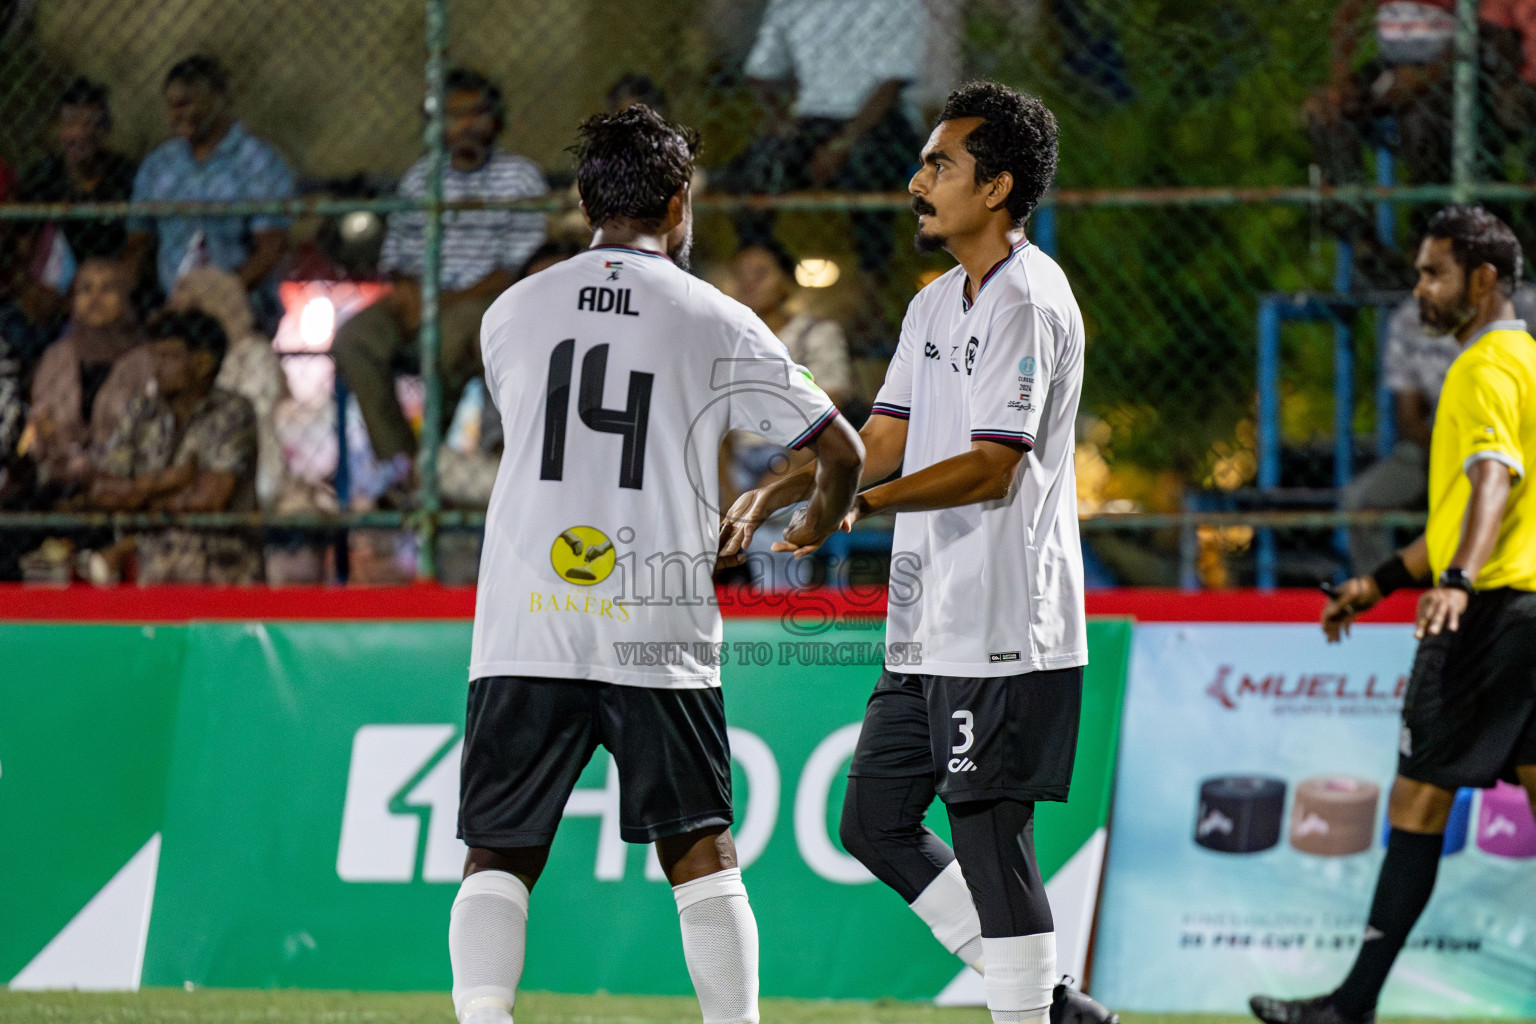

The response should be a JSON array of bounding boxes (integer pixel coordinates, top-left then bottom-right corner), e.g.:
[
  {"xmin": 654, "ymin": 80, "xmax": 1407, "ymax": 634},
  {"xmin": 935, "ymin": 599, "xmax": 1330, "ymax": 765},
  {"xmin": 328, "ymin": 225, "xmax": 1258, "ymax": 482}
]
[{"xmin": 1331, "ymin": 828, "xmax": 1443, "ymax": 1016}]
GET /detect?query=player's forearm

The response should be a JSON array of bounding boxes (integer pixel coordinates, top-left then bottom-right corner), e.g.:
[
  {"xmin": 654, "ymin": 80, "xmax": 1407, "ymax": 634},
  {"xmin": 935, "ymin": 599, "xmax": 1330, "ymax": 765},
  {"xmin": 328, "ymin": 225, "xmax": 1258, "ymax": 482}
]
[
  {"xmin": 1447, "ymin": 461, "xmax": 1513, "ymax": 579},
  {"xmin": 859, "ymin": 445, "xmax": 1016, "ymax": 516}
]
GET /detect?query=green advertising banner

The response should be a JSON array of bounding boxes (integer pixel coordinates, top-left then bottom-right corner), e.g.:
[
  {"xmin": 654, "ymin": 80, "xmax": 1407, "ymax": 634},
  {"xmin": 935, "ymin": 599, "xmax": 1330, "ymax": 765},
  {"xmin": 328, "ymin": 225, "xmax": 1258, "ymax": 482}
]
[{"xmin": 1, "ymin": 617, "xmax": 1128, "ymax": 1000}]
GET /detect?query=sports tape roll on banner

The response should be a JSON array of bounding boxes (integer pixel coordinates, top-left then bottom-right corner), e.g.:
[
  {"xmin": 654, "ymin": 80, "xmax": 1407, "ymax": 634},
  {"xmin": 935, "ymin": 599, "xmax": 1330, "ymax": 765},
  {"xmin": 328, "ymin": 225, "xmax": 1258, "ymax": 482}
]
[
  {"xmin": 1290, "ymin": 775, "xmax": 1379, "ymax": 856},
  {"xmin": 1476, "ymin": 780, "xmax": 1536, "ymax": 859},
  {"xmin": 1195, "ymin": 775, "xmax": 1286, "ymax": 853}
]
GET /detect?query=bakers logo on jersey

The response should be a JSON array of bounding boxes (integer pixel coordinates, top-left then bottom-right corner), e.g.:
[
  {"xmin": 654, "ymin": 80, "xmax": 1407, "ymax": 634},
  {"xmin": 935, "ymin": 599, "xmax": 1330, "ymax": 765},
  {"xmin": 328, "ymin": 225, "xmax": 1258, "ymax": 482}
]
[{"xmin": 923, "ymin": 340, "xmax": 940, "ymax": 360}]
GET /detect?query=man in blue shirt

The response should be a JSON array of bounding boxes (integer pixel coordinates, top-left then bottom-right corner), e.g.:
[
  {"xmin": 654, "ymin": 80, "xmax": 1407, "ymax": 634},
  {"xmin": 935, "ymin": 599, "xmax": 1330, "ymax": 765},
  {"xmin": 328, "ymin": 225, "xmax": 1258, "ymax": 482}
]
[{"xmin": 124, "ymin": 55, "xmax": 294, "ymax": 332}]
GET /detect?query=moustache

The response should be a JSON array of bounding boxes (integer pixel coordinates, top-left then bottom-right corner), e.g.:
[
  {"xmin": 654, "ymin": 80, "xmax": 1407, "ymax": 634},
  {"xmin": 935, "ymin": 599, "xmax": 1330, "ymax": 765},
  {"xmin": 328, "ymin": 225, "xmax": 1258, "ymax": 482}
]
[{"xmin": 911, "ymin": 198, "xmax": 937, "ymax": 217}]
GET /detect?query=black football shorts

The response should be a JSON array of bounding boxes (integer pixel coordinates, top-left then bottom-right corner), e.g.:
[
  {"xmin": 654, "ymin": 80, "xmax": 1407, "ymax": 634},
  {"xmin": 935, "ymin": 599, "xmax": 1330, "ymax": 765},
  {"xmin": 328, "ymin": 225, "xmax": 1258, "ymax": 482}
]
[
  {"xmin": 458, "ymin": 675, "xmax": 734, "ymax": 846},
  {"xmin": 848, "ymin": 667, "xmax": 1084, "ymax": 803},
  {"xmin": 1399, "ymin": 588, "xmax": 1536, "ymax": 789}
]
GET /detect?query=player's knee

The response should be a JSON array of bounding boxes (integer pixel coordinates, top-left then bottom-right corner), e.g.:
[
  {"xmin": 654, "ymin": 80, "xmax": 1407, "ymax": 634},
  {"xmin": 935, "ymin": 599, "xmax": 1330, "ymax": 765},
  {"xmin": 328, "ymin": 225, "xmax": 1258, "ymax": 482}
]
[
  {"xmin": 1387, "ymin": 776, "xmax": 1456, "ymax": 833},
  {"xmin": 838, "ymin": 798, "xmax": 878, "ymax": 867},
  {"xmin": 464, "ymin": 844, "xmax": 549, "ymax": 890}
]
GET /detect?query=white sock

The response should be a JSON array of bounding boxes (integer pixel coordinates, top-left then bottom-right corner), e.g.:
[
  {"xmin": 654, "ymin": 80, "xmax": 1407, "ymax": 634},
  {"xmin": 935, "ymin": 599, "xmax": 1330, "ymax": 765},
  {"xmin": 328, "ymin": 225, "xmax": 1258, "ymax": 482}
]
[
  {"xmin": 908, "ymin": 860, "xmax": 985, "ymax": 972},
  {"xmin": 672, "ymin": 867, "xmax": 760, "ymax": 1024},
  {"xmin": 449, "ymin": 870, "xmax": 529, "ymax": 1024},
  {"xmin": 982, "ymin": 932, "xmax": 1056, "ymax": 1024}
]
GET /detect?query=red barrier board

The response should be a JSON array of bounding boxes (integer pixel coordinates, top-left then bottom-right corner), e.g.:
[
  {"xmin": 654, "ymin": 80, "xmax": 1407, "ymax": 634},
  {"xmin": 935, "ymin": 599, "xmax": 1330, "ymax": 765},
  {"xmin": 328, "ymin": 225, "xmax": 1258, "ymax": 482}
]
[{"xmin": 0, "ymin": 584, "xmax": 1422, "ymax": 623}]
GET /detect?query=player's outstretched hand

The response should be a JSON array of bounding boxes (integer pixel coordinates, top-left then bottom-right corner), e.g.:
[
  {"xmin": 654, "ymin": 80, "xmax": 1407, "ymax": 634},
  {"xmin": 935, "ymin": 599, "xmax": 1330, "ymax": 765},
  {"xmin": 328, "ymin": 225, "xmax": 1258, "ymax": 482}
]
[
  {"xmin": 772, "ymin": 504, "xmax": 834, "ymax": 559},
  {"xmin": 838, "ymin": 493, "xmax": 872, "ymax": 534},
  {"xmin": 718, "ymin": 488, "xmax": 774, "ymax": 569},
  {"xmin": 1321, "ymin": 576, "xmax": 1381, "ymax": 643},
  {"xmin": 1415, "ymin": 585, "xmax": 1468, "ymax": 639}
]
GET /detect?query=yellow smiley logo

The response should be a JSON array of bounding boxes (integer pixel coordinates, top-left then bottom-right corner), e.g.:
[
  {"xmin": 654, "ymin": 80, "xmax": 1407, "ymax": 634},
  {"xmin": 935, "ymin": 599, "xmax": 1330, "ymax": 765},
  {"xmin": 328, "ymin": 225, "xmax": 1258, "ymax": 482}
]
[{"xmin": 551, "ymin": 525, "xmax": 617, "ymax": 585}]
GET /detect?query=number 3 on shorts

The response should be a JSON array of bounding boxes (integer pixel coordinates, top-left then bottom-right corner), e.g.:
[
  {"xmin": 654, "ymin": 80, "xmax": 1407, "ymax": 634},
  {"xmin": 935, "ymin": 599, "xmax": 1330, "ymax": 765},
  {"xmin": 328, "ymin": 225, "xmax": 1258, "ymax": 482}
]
[{"xmin": 952, "ymin": 709, "xmax": 974, "ymax": 754}]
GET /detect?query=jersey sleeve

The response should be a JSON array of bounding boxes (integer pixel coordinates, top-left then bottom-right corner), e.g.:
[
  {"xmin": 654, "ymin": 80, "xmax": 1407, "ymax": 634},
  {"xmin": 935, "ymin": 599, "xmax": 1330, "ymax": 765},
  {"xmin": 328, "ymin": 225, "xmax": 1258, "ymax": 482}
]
[
  {"xmin": 967, "ymin": 301, "xmax": 1057, "ymax": 450},
  {"xmin": 1442, "ymin": 354, "xmax": 1527, "ymax": 479},
  {"xmin": 727, "ymin": 317, "xmax": 840, "ymax": 450},
  {"xmin": 870, "ymin": 310, "xmax": 916, "ymax": 421}
]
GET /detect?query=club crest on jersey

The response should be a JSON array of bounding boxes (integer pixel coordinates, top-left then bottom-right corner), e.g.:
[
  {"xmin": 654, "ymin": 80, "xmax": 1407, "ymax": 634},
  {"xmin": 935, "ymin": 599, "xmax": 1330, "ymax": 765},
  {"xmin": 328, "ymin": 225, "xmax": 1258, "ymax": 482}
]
[
  {"xmin": 965, "ymin": 336, "xmax": 979, "ymax": 375},
  {"xmin": 551, "ymin": 525, "xmax": 617, "ymax": 585}
]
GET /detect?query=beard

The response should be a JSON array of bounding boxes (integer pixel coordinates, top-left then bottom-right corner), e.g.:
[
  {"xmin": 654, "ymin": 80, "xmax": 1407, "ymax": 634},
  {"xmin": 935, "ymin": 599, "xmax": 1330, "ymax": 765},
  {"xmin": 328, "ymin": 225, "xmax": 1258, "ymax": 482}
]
[
  {"xmin": 1419, "ymin": 289, "xmax": 1476, "ymax": 336},
  {"xmin": 914, "ymin": 229, "xmax": 948, "ymax": 253},
  {"xmin": 910, "ymin": 196, "xmax": 947, "ymax": 253},
  {"xmin": 670, "ymin": 223, "xmax": 694, "ymax": 271}
]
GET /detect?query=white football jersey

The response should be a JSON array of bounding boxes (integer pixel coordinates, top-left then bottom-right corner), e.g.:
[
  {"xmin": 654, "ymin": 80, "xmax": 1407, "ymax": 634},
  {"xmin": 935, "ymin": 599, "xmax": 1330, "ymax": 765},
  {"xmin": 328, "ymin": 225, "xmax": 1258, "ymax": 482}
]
[
  {"xmin": 471, "ymin": 245, "xmax": 838, "ymax": 688},
  {"xmin": 871, "ymin": 240, "xmax": 1087, "ymax": 676}
]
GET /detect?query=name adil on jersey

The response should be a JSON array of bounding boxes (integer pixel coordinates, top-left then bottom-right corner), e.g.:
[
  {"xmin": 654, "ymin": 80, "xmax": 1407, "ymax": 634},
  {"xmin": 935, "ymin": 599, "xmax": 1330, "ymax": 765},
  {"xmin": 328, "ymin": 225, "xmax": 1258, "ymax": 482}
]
[{"xmin": 577, "ymin": 286, "xmax": 640, "ymax": 316}]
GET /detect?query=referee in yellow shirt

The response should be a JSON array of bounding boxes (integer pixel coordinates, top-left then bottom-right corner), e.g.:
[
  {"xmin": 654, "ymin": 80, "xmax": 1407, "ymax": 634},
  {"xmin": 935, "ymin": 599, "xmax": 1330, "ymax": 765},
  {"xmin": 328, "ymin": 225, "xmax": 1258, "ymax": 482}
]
[{"xmin": 1253, "ymin": 205, "xmax": 1536, "ymax": 1024}]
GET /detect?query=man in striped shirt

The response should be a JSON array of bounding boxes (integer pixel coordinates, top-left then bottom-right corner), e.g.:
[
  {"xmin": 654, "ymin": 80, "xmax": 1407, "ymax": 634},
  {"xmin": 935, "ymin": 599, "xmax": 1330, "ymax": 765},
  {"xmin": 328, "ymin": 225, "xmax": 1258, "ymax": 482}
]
[{"xmin": 333, "ymin": 68, "xmax": 547, "ymax": 488}]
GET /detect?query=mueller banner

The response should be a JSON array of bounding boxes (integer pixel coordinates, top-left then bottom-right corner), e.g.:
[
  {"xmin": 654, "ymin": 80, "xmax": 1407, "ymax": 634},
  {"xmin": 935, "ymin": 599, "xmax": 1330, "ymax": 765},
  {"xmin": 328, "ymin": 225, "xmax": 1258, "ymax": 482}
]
[
  {"xmin": 0, "ymin": 616, "xmax": 1129, "ymax": 1001},
  {"xmin": 1094, "ymin": 623, "xmax": 1536, "ymax": 1017}
]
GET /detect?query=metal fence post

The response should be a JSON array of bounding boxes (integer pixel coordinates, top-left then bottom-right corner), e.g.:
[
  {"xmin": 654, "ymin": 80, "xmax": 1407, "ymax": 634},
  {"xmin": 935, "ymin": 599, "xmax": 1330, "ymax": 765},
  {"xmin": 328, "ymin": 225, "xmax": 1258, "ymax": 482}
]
[
  {"xmin": 1452, "ymin": 0, "xmax": 1478, "ymax": 204},
  {"xmin": 416, "ymin": 0, "xmax": 449, "ymax": 580}
]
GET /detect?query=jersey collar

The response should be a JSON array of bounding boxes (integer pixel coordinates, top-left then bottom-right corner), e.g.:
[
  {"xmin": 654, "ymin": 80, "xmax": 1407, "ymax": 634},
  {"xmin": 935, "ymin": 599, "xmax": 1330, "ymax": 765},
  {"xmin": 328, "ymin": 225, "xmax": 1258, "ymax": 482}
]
[
  {"xmin": 588, "ymin": 243, "xmax": 675, "ymax": 264},
  {"xmin": 961, "ymin": 239, "xmax": 1030, "ymax": 313}
]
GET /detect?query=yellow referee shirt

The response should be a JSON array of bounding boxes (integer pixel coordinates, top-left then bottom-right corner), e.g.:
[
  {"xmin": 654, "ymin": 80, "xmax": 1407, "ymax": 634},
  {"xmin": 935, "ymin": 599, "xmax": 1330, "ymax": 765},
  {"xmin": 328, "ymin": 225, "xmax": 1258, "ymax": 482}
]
[{"xmin": 1426, "ymin": 319, "xmax": 1536, "ymax": 590}]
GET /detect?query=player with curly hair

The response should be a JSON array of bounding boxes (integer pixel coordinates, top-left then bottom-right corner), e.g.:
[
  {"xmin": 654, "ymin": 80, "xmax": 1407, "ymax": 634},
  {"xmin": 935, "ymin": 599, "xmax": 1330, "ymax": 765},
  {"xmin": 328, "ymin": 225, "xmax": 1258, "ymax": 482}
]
[{"xmin": 727, "ymin": 81, "xmax": 1115, "ymax": 1024}]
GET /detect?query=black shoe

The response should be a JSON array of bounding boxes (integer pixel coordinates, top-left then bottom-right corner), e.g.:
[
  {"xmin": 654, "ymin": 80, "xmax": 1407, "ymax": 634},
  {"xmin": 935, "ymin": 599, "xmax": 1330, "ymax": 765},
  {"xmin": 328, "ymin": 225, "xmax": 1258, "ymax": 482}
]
[
  {"xmin": 1250, "ymin": 993, "xmax": 1374, "ymax": 1024},
  {"xmin": 1051, "ymin": 977, "xmax": 1119, "ymax": 1024}
]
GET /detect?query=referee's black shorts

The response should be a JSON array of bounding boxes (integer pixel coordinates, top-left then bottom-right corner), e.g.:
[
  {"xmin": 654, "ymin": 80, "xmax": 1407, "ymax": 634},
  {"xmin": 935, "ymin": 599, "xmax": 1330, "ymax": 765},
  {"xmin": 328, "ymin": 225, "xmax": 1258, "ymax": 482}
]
[
  {"xmin": 457, "ymin": 675, "xmax": 734, "ymax": 847},
  {"xmin": 1399, "ymin": 588, "xmax": 1536, "ymax": 789},
  {"xmin": 848, "ymin": 667, "xmax": 1083, "ymax": 803}
]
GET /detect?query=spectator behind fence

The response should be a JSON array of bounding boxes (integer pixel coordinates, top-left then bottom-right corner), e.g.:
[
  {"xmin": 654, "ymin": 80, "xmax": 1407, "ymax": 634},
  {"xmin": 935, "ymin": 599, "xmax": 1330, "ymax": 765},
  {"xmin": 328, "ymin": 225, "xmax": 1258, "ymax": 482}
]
[
  {"xmin": 719, "ymin": 0, "xmax": 926, "ymax": 283},
  {"xmin": 124, "ymin": 55, "xmax": 295, "ymax": 333},
  {"xmin": 90, "ymin": 309, "xmax": 260, "ymax": 585},
  {"xmin": 331, "ymin": 67, "xmax": 547, "ymax": 497},
  {"xmin": 24, "ymin": 258, "xmax": 153, "ymax": 498},
  {"xmin": 1345, "ymin": 280, "xmax": 1536, "ymax": 571},
  {"xmin": 168, "ymin": 267, "xmax": 289, "ymax": 509},
  {"xmin": 1, "ymin": 158, "xmax": 66, "ymax": 375},
  {"xmin": 732, "ymin": 240, "xmax": 857, "ymax": 410},
  {"xmin": 18, "ymin": 77, "xmax": 139, "ymax": 314},
  {"xmin": 1308, "ymin": 0, "xmax": 1536, "ymax": 280}
]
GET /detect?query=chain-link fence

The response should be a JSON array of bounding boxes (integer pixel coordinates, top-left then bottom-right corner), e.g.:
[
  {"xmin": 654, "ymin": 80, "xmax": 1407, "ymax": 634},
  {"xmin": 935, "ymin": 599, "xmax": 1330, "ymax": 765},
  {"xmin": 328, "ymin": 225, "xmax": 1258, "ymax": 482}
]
[{"xmin": 0, "ymin": 0, "xmax": 1527, "ymax": 587}]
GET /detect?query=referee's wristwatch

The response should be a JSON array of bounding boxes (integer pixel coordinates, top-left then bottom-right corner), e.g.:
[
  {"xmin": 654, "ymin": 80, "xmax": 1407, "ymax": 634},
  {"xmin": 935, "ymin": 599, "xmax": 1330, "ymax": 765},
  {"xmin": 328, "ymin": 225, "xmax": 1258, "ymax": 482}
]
[{"xmin": 1438, "ymin": 567, "xmax": 1477, "ymax": 597}]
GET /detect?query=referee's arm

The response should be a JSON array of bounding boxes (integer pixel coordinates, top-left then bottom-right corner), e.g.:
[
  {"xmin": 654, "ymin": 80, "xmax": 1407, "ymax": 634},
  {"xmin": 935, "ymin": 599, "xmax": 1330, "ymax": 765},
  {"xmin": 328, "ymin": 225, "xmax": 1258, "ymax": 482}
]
[
  {"xmin": 1416, "ymin": 459, "xmax": 1513, "ymax": 637},
  {"xmin": 1322, "ymin": 462, "xmax": 1511, "ymax": 641}
]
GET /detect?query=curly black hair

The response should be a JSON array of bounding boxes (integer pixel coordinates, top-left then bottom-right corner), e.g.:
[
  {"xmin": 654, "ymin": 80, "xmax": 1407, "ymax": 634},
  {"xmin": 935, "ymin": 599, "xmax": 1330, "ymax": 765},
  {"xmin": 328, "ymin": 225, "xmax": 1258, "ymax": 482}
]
[
  {"xmin": 570, "ymin": 104, "xmax": 700, "ymax": 232},
  {"xmin": 1425, "ymin": 205, "xmax": 1524, "ymax": 294},
  {"xmin": 147, "ymin": 309, "xmax": 229, "ymax": 368},
  {"xmin": 938, "ymin": 82, "xmax": 1058, "ymax": 227}
]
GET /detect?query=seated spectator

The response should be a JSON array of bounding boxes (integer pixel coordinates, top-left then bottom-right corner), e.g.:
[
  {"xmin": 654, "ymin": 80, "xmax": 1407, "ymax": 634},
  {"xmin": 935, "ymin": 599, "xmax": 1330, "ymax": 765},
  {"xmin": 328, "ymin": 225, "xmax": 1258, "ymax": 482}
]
[
  {"xmin": 722, "ymin": 241, "xmax": 859, "ymax": 511},
  {"xmin": 25, "ymin": 258, "xmax": 153, "ymax": 497},
  {"xmin": 167, "ymin": 267, "xmax": 288, "ymax": 508},
  {"xmin": 90, "ymin": 310, "xmax": 261, "ymax": 584},
  {"xmin": 0, "ymin": 161, "xmax": 67, "ymax": 376},
  {"xmin": 718, "ymin": 0, "xmax": 926, "ymax": 285},
  {"xmin": 1308, "ymin": 0, "xmax": 1536, "ymax": 278},
  {"xmin": 331, "ymin": 67, "xmax": 547, "ymax": 497},
  {"xmin": 19, "ymin": 77, "xmax": 139, "ymax": 315},
  {"xmin": 731, "ymin": 240, "xmax": 857, "ymax": 410},
  {"xmin": 124, "ymin": 55, "xmax": 295, "ymax": 333},
  {"xmin": 1343, "ymin": 282, "xmax": 1536, "ymax": 569}
]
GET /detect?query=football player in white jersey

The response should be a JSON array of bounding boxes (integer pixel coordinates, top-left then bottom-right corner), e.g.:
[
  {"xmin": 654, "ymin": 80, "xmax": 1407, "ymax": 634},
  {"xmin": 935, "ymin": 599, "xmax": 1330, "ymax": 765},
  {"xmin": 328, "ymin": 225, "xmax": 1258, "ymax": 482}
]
[
  {"xmin": 451, "ymin": 106, "xmax": 863, "ymax": 1024},
  {"xmin": 723, "ymin": 83, "xmax": 1115, "ymax": 1024}
]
